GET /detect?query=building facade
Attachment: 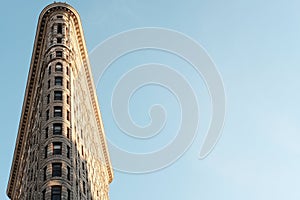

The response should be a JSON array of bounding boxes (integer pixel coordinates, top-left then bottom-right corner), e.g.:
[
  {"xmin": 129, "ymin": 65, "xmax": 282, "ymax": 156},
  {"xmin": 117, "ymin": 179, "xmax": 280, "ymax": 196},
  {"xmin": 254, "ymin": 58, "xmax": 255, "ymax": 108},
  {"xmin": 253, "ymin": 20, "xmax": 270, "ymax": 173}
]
[{"xmin": 7, "ymin": 3, "xmax": 113, "ymax": 200}]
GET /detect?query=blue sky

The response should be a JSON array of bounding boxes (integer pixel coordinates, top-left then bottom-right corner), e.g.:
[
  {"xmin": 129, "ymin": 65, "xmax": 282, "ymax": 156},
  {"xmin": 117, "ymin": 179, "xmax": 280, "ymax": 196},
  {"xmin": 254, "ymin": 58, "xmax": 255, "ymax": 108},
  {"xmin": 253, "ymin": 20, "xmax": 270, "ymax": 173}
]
[{"xmin": 1, "ymin": 0, "xmax": 300, "ymax": 199}]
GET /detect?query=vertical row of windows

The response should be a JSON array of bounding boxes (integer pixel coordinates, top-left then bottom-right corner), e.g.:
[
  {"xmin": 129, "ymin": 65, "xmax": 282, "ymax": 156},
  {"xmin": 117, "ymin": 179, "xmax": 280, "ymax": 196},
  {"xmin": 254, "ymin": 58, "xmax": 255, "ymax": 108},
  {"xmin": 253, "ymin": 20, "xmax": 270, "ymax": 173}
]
[
  {"xmin": 47, "ymin": 62, "xmax": 70, "ymax": 94},
  {"xmin": 43, "ymin": 20, "xmax": 72, "ymax": 200},
  {"xmin": 43, "ymin": 144, "xmax": 71, "ymax": 175}
]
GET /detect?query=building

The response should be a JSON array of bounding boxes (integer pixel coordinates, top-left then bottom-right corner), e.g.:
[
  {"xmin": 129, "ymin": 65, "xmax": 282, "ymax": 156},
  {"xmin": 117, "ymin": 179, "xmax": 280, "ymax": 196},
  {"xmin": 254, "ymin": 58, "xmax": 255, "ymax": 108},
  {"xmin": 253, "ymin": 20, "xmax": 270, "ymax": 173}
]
[{"xmin": 7, "ymin": 2, "xmax": 113, "ymax": 200}]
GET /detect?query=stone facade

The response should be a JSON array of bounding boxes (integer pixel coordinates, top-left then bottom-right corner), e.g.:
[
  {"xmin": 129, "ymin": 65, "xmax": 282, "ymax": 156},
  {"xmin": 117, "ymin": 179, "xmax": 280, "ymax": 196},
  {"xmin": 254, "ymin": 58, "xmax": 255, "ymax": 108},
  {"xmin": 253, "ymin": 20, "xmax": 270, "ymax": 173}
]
[{"xmin": 7, "ymin": 3, "xmax": 113, "ymax": 200}]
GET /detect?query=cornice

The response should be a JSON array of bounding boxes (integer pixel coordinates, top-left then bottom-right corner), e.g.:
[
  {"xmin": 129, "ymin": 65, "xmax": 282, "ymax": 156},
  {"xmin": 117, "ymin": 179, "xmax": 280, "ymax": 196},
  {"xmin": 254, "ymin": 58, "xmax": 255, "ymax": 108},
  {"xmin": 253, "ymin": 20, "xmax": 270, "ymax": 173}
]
[{"xmin": 7, "ymin": 3, "xmax": 113, "ymax": 198}]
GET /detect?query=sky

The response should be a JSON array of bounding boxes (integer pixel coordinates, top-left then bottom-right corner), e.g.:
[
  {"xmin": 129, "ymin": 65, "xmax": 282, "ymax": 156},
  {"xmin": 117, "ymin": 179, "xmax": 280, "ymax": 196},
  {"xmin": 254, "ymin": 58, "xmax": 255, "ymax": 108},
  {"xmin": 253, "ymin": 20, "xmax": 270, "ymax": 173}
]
[{"xmin": 1, "ymin": 0, "xmax": 300, "ymax": 199}]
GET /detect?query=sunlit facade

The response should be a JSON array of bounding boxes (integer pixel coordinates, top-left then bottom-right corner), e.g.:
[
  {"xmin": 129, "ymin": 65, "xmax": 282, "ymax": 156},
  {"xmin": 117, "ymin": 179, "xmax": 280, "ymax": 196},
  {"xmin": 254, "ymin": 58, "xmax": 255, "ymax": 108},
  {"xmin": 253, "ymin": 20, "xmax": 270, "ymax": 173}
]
[{"xmin": 7, "ymin": 3, "xmax": 113, "ymax": 199}]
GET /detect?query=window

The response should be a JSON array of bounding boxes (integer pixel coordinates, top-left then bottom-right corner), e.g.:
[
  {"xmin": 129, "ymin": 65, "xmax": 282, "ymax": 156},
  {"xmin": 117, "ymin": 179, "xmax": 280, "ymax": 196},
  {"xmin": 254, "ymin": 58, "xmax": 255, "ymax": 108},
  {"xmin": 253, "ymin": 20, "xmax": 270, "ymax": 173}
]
[
  {"xmin": 57, "ymin": 37, "xmax": 62, "ymax": 44},
  {"xmin": 54, "ymin": 91, "xmax": 63, "ymax": 100},
  {"xmin": 56, "ymin": 51, "xmax": 62, "ymax": 58},
  {"xmin": 42, "ymin": 189, "xmax": 46, "ymax": 200},
  {"xmin": 83, "ymin": 181, "xmax": 86, "ymax": 194},
  {"xmin": 67, "ymin": 146, "xmax": 70, "ymax": 158},
  {"xmin": 45, "ymin": 127, "xmax": 48, "ymax": 138},
  {"xmin": 48, "ymin": 66, "xmax": 51, "ymax": 75},
  {"xmin": 51, "ymin": 186, "xmax": 61, "ymax": 200},
  {"xmin": 66, "ymin": 95, "xmax": 70, "ymax": 105},
  {"xmin": 30, "ymin": 169, "xmax": 33, "ymax": 181},
  {"xmin": 50, "ymin": 54, "xmax": 53, "ymax": 60},
  {"xmin": 81, "ymin": 145, "xmax": 84, "ymax": 156},
  {"xmin": 67, "ymin": 166, "xmax": 70, "ymax": 180},
  {"xmin": 46, "ymin": 110, "xmax": 49, "ymax": 120},
  {"xmin": 55, "ymin": 63, "xmax": 63, "ymax": 72},
  {"xmin": 52, "ymin": 163, "xmax": 62, "ymax": 177},
  {"xmin": 48, "ymin": 80, "xmax": 51, "ymax": 89},
  {"xmin": 67, "ymin": 127, "xmax": 70, "ymax": 139},
  {"xmin": 47, "ymin": 94, "xmax": 50, "ymax": 104},
  {"xmin": 53, "ymin": 123, "xmax": 62, "ymax": 135},
  {"xmin": 82, "ymin": 162, "xmax": 85, "ymax": 170},
  {"xmin": 57, "ymin": 15, "xmax": 63, "ymax": 19},
  {"xmin": 76, "ymin": 181, "xmax": 78, "ymax": 193},
  {"xmin": 44, "ymin": 145, "xmax": 48, "ymax": 158},
  {"xmin": 54, "ymin": 106, "xmax": 62, "ymax": 117},
  {"xmin": 53, "ymin": 142, "xmax": 62, "ymax": 155},
  {"xmin": 57, "ymin": 24, "xmax": 62, "ymax": 34},
  {"xmin": 66, "ymin": 67, "xmax": 69, "ymax": 75},
  {"xmin": 29, "ymin": 189, "xmax": 32, "ymax": 199},
  {"xmin": 55, "ymin": 77, "xmax": 63, "ymax": 86},
  {"xmin": 67, "ymin": 110, "xmax": 70, "ymax": 121},
  {"xmin": 66, "ymin": 81, "xmax": 70, "ymax": 89},
  {"xmin": 43, "ymin": 166, "xmax": 47, "ymax": 181},
  {"xmin": 67, "ymin": 189, "xmax": 71, "ymax": 200}
]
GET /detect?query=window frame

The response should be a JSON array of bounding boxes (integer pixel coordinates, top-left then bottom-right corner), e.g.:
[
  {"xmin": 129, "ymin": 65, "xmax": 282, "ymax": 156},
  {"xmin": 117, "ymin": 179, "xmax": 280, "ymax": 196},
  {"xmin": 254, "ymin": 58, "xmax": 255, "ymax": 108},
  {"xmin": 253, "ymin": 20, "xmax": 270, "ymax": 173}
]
[
  {"xmin": 53, "ymin": 123, "xmax": 62, "ymax": 135},
  {"xmin": 54, "ymin": 106, "xmax": 62, "ymax": 117},
  {"xmin": 44, "ymin": 145, "xmax": 48, "ymax": 158},
  {"xmin": 53, "ymin": 142, "xmax": 62, "ymax": 155},
  {"xmin": 51, "ymin": 185, "xmax": 62, "ymax": 200},
  {"xmin": 55, "ymin": 63, "xmax": 63, "ymax": 72},
  {"xmin": 54, "ymin": 91, "xmax": 63, "ymax": 101},
  {"xmin": 54, "ymin": 76, "xmax": 63, "ymax": 86},
  {"xmin": 43, "ymin": 166, "xmax": 47, "ymax": 181},
  {"xmin": 56, "ymin": 50, "xmax": 63, "ymax": 58},
  {"xmin": 52, "ymin": 163, "xmax": 62, "ymax": 177},
  {"xmin": 57, "ymin": 23, "xmax": 63, "ymax": 34},
  {"xmin": 57, "ymin": 37, "xmax": 62, "ymax": 44}
]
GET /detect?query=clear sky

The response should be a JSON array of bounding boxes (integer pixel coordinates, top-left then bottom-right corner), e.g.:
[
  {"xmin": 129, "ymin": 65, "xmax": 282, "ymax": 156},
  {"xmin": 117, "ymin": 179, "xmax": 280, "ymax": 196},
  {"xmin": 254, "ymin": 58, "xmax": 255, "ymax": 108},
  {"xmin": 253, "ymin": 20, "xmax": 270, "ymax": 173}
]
[{"xmin": 1, "ymin": 0, "xmax": 300, "ymax": 199}]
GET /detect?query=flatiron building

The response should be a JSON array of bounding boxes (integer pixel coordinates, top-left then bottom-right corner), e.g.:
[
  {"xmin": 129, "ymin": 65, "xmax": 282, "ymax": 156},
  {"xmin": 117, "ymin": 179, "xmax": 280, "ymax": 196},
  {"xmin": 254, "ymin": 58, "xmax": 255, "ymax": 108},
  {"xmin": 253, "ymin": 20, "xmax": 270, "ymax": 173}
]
[{"xmin": 7, "ymin": 2, "xmax": 113, "ymax": 199}]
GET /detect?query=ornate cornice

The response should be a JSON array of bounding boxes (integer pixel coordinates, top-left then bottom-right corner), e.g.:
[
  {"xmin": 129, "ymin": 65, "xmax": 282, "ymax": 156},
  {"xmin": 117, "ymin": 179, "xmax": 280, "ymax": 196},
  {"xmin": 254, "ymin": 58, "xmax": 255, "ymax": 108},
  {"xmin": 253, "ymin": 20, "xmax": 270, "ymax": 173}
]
[{"xmin": 7, "ymin": 3, "xmax": 113, "ymax": 198}]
